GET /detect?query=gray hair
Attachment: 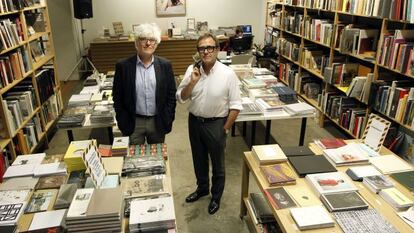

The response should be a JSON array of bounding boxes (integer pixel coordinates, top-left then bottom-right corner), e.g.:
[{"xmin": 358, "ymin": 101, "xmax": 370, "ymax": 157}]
[{"xmin": 134, "ymin": 23, "xmax": 162, "ymax": 44}]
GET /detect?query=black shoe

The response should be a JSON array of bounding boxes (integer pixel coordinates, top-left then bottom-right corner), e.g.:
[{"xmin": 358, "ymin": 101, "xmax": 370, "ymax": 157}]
[
  {"xmin": 208, "ymin": 199, "xmax": 220, "ymax": 215},
  {"xmin": 185, "ymin": 190, "xmax": 209, "ymax": 203}
]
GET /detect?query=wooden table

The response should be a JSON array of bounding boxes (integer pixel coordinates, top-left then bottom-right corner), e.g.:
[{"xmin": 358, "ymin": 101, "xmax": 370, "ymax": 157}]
[{"xmin": 239, "ymin": 142, "xmax": 414, "ymax": 232}]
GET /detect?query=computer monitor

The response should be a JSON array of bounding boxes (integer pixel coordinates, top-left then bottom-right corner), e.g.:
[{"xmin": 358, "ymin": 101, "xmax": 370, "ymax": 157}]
[
  {"xmin": 240, "ymin": 25, "xmax": 252, "ymax": 35},
  {"xmin": 229, "ymin": 35, "xmax": 253, "ymax": 54}
]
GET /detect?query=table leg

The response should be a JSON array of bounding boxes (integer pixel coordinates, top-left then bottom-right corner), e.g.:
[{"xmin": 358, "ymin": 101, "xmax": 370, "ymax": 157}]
[
  {"xmin": 251, "ymin": 121, "xmax": 256, "ymax": 148},
  {"xmin": 240, "ymin": 156, "xmax": 250, "ymax": 219},
  {"xmin": 265, "ymin": 120, "xmax": 272, "ymax": 144},
  {"xmin": 67, "ymin": 130, "xmax": 74, "ymax": 142},
  {"xmin": 242, "ymin": 122, "xmax": 247, "ymax": 137},
  {"xmin": 108, "ymin": 127, "xmax": 114, "ymax": 143},
  {"xmin": 231, "ymin": 124, "xmax": 236, "ymax": 137},
  {"xmin": 299, "ymin": 117, "xmax": 307, "ymax": 146}
]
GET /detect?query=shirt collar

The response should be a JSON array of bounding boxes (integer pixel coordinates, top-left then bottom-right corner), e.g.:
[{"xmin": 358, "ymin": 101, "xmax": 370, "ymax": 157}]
[
  {"xmin": 137, "ymin": 55, "xmax": 154, "ymax": 68},
  {"xmin": 200, "ymin": 60, "xmax": 218, "ymax": 75}
]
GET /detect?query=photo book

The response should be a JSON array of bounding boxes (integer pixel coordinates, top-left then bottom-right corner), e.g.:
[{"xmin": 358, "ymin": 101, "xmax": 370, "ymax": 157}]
[{"xmin": 306, "ymin": 172, "xmax": 357, "ymax": 196}]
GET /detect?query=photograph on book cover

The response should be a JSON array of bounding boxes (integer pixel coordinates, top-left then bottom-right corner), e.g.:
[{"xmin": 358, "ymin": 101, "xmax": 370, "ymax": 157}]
[{"xmin": 156, "ymin": 0, "xmax": 186, "ymax": 17}]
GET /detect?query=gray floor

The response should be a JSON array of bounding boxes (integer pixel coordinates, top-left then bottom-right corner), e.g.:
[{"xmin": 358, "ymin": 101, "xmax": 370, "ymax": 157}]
[{"xmin": 45, "ymin": 82, "xmax": 347, "ymax": 233}]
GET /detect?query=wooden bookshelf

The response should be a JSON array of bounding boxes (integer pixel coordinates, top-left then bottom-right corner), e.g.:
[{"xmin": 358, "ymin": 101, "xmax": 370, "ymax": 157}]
[
  {"xmin": 265, "ymin": 0, "xmax": 414, "ymax": 139},
  {"xmin": 0, "ymin": 1, "xmax": 62, "ymax": 163}
]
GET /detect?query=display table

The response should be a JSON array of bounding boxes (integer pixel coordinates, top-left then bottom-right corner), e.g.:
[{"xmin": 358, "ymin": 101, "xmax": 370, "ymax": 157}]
[{"xmin": 239, "ymin": 141, "xmax": 414, "ymax": 232}]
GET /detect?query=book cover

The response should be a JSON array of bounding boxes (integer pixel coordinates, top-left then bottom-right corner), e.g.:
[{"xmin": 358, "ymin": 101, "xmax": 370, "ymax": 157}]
[
  {"xmin": 363, "ymin": 175, "xmax": 394, "ymax": 192},
  {"xmin": 11, "ymin": 153, "xmax": 45, "ymax": 166},
  {"xmin": 122, "ymin": 175, "xmax": 170, "ymax": 199},
  {"xmin": 249, "ymin": 193, "xmax": 274, "ymax": 224},
  {"xmin": 35, "ymin": 174, "xmax": 68, "ymax": 190},
  {"xmin": 390, "ymin": 171, "xmax": 414, "ymax": 191},
  {"xmin": 264, "ymin": 187, "xmax": 296, "ymax": 209},
  {"xmin": 288, "ymin": 155, "xmax": 337, "ymax": 177},
  {"xmin": 259, "ymin": 163, "xmax": 296, "ymax": 186},
  {"xmin": 66, "ymin": 188, "xmax": 94, "ymax": 219},
  {"xmin": 314, "ymin": 138, "xmax": 346, "ymax": 149},
  {"xmin": 321, "ymin": 191, "xmax": 368, "ymax": 212},
  {"xmin": 290, "ymin": 205, "xmax": 334, "ymax": 230},
  {"xmin": 25, "ymin": 189, "xmax": 58, "ymax": 213},
  {"xmin": 306, "ymin": 172, "xmax": 357, "ymax": 195},
  {"xmin": 252, "ymin": 144, "xmax": 287, "ymax": 165},
  {"xmin": 379, "ymin": 187, "xmax": 414, "ymax": 208},
  {"xmin": 280, "ymin": 146, "xmax": 315, "ymax": 157}
]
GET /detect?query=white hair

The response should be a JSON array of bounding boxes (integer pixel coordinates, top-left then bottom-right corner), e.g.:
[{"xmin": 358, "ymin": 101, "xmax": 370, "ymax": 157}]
[{"xmin": 134, "ymin": 23, "xmax": 162, "ymax": 44}]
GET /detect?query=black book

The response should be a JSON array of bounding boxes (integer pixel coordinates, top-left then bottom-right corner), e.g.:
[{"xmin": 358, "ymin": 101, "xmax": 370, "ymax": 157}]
[
  {"xmin": 280, "ymin": 146, "xmax": 316, "ymax": 157},
  {"xmin": 288, "ymin": 155, "xmax": 337, "ymax": 177},
  {"xmin": 390, "ymin": 171, "xmax": 414, "ymax": 191},
  {"xmin": 249, "ymin": 193, "xmax": 275, "ymax": 224},
  {"xmin": 0, "ymin": 225, "xmax": 16, "ymax": 233}
]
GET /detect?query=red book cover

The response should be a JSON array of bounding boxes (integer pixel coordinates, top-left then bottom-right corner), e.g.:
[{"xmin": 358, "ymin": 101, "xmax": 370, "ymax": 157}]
[{"xmin": 318, "ymin": 138, "xmax": 346, "ymax": 149}]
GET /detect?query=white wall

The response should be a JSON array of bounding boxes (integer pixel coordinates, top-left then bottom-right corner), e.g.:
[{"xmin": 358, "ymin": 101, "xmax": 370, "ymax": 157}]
[
  {"xmin": 81, "ymin": 0, "xmax": 267, "ymax": 45},
  {"xmin": 47, "ymin": 0, "xmax": 79, "ymax": 81}
]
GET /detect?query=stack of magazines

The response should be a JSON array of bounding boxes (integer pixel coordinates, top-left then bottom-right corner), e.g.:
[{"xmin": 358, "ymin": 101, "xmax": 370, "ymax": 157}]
[{"xmin": 57, "ymin": 114, "xmax": 85, "ymax": 128}]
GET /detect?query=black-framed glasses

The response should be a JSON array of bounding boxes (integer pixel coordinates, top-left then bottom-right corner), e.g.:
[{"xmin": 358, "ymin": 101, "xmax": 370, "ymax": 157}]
[
  {"xmin": 138, "ymin": 37, "xmax": 157, "ymax": 45},
  {"xmin": 197, "ymin": 46, "xmax": 217, "ymax": 53}
]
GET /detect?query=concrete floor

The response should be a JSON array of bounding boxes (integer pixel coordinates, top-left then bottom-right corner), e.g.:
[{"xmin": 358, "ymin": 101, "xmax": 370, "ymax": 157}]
[{"xmin": 45, "ymin": 81, "xmax": 347, "ymax": 233}]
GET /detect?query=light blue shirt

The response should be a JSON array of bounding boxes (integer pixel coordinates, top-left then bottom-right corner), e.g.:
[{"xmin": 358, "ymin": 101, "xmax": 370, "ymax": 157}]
[{"xmin": 135, "ymin": 56, "xmax": 156, "ymax": 116}]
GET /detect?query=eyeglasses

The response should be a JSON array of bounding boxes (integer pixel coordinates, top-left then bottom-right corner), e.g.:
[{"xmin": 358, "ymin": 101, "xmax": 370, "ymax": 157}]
[
  {"xmin": 197, "ymin": 46, "xmax": 217, "ymax": 53},
  {"xmin": 138, "ymin": 37, "xmax": 157, "ymax": 45}
]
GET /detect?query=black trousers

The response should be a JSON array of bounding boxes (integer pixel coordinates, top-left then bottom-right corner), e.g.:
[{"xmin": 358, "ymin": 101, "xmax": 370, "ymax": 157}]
[{"xmin": 188, "ymin": 113, "xmax": 227, "ymax": 202}]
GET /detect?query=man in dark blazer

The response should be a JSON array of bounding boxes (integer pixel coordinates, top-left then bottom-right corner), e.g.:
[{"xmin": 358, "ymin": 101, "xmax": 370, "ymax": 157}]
[{"xmin": 113, "ymin": 23, "xmax": 176, "ymax": 145}]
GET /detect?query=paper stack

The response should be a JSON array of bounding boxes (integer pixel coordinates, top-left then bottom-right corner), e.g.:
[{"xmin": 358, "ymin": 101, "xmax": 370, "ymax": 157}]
[
  {"xmin": 129, "ymin": 196, "xmax": 176, "ymax": 233},
  {"xmin": 112, "ymin": 137, "xmax": 129, "ymax": 156},
  {"xmin": 66, "ymin": 187, "xmax": 123, "ymax": 232}
]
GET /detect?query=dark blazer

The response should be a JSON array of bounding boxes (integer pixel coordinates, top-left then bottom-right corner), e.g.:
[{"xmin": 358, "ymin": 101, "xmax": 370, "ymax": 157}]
[{"xmin": 113, "ymin": 55, "xmax": 177, "ymax": 136}]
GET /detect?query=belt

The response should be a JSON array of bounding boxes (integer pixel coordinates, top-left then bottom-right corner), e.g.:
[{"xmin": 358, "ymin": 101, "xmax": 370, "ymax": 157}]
[
  {"xmin": 191, "ymin": 113, "xmax": 226, "ymax": 122},
  {"xmin": 136, "ymin": 114, "xmax": 156, "ymax": 118}
]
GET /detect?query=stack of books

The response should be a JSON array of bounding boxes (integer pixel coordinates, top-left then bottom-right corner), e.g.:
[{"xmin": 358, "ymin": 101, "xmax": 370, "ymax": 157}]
[
  {"xmin": 346, "ymin": 165, "xmax": 382, "ymax": 181},
  {"xmin": 68, "ymin": 93, "xmax": 92, "ymax": 107},
  {"xmin": 239, "ymin": 102, "xmax": 262, "ymax": 115},
  {"xmin": 57, "ymin": 114, "xmax": 86, "ymax": 128},
  {"xmin": 322, "ymin": 143, "xmax": 370, "ymax": 166},
  {"xmin": 112, "ymin": 137, "xmax": 129, "ymax": 156},
  {"xmin": 66, "ymin": 187, "xmax": 123, "ymax": 232},
  {"xmin": 242, "ymin": 78, "xmax": 266, "ymax": 89},
  {"xmin": 305, "ymin": 172, "xmax": 358, "ymax": 196},
  {"xmin": 290, "ymin": 205, "xmax": 335, "ymax": 230},
  {"xmin": 379, "ymin": 187, "xmax": 414, "ymax": 211},
  {"xmin": 255, "ymin": 98, "xmax": 284, "ymax": 111},
  {"xmin": 122, "ymin": 155, "xmax": 165, "ymax": 178},
  {"xmin": 320, "ymin": 191, "xmax": 368, "ymax": 212},
  {"xmin": 129, "ymin": 196, "xmax": 176, "ymax": 233},
  {"xmin": 122, "ymin": 174, "xmax": 171, "ymax": 199},
  {"xmin": 248, "ymin": 88, "xmax": 277, "ymax": 100},
  {"xmin": 363, "ymin": 175, "xmax": 394, "ymax": 193},
  {"xmin": 63, "ymin": 140, "xmax": 93, "ymax": 172},
  {"xmin": 273, "ymin": 86, "xmax": 297, "ymax": 104},
  {"xmin": 0, "ymin": 190, "xmax": 30, "ymax": 227},
  {"xmin": 27, "ymin": 209, "xmax": 66, "ymax": 232},
  {"xmin": 283, "ymin": 102, "xmax": 315, "ymax": 116}
]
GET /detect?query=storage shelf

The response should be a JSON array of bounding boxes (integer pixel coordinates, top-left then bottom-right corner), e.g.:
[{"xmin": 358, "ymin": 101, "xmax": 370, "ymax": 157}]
[
  {"xmin": 0, "ymin": 138, "xmax": 10, "ymax": 150},
  {"xmin": 23, "ymin": 5, "xmax": 46, "ymax": 11},
  {"xmin": 32, "ymin": 54, "xmax": 54, "ymax": 70},
  {"xmin": 28, "ymin": 31, "xmax": 51, "ymax": 43},
  {"xmin": 10, "ymin": 107, "xmax": 41, "ymax": 138}
]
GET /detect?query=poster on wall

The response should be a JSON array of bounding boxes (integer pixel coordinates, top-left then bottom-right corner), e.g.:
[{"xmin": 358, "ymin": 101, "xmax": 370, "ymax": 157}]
[{"xmin": 156, "ymin": 0, "xmax": 186, "ymax": 17}]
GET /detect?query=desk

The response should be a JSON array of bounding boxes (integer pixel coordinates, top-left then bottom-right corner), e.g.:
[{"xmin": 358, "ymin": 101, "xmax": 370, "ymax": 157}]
[
  {"xmin": 90, "ymin": 38, "xmax": 198, "ymax": 75},
  {"xmin": 239, "ymin": 142, "xmax": 414, "ymax": 232},
  {"xmin": 234, "ymin": 110, "xmax": 314, "ymax": 147}
]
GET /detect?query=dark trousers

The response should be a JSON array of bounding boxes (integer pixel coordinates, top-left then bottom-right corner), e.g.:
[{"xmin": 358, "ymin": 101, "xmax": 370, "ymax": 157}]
[
  {"xmin": 129, "ymin": 116, "xmax": 165, "ymax": 145},
  {"xmin": 188, "ymin": 113, "xmax": 227, "ymax": 202}
]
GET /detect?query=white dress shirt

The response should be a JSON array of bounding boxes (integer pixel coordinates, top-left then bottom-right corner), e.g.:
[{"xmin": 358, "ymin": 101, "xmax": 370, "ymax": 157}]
[{"xmin": 176, "ymin": 60, "xmax": 242, "ymax": 118}]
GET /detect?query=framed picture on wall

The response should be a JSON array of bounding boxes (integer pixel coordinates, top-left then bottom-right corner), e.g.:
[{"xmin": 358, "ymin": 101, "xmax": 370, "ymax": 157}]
[
  {"xmin": 132, "ymin": 24, "xmax": 140, "ymax": 33},
  {"xmin": 156, "ymin": 0, "xmax": 186, "ymax": 17}
]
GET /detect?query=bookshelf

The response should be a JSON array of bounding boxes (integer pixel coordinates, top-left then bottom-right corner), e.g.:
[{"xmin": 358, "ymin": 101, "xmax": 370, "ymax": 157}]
[
  {"xmin": 0, "ymin": 0, "xmax": 62, "ymax": 165},
  {"xmin": 265, "ymin": 0, "xmax": 414, "ymax": 140}
]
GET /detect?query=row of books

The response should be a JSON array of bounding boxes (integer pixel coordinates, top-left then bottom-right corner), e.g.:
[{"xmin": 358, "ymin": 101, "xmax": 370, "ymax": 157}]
[
  {"xmin": 36, "ymin": 68, "xmax": 55, "ymax": 104},
  {"xmin": 0, "ymin": 48, "xmax": 30, "ymax": 88},
  {"xmin": 0, "ymin": 0, "xmax": 42, "ymax": 13},
  {"xmin": 41, "ymin": 94, "xmax": 59, "ymax": 125},
  {"xmin": 378, "ymin": 30, "xmax": 414, "ymax": 76},
  {"xmin": 2, "ymin": 86, "xmax": 36, "ymax": 134},
  {"xmin": 15, "ymin": 115, "xmax": 42, "ymax": 154},
  {"xmin": 0, "ymin": 18, "xmax": 23, "ymax": 50},
  {"xmin": 280, "ymin": 0, "xmax": 411, "ymax": 23}
]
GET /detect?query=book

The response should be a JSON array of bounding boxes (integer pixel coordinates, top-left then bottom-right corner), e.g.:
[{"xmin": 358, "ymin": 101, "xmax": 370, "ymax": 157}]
[
  {"xmin": 54, "ymin": 183, "xmax": 78, "ymax": 209},
  {"xmin": 259, "ymin": 163, "xmax": 296, "ymax": 186},
  {"xmin": 66, "ymin": 188, "xmax": 94, "ymax": 219},
  {"xmin": 35, "ymin": 174, "xmax": 67, "ymax": 190},
  {"xmin": 346, "ymin": 165, "xmax": 382, "ymax": 181},
  {"xmin": 280, "ymin": 146, "xmax": 315, "ymax": 157},
  {"xmin": 28, "ymin": 209, "xmax": 66, "ymax": 231},
  {"xmin": 264, "ymin": 187, "xmax": 296, "ymax": 209},
  {"xmin": 122, "ymin": 175, "xmax": 170, "ymax": 199},
  {"xmin": 321, "ymin": 191, "xmax": 369, "ymax": 212},
  {"xmin": 249, "ymin": 193, "xmax": 275, "ymax": 224},
  {"xmin": 283, "ymin": 102, "xmax": 315, "ymax": 116},
  {"xmin": 0, "ymin": 176, "xmax": 39, "ymax": 190},
  {"xmin": 323, "ymin": 143, "xmax": 370, "ymax": 166},
  {"xmin": 397, "ymin": 206, "xmax": 414, "ymax": 229},
  {"xmin": 370, "ymin": 154, "xmax": 414, "ymax": 174},
  {"xmin": 25, "ymin": 189, "xmax": 58, "ymax": 213},
  {"xmin": 251, "ymin": 144, "xmax": 287, "ymax": 165},
  {"xmin": 0, "ymin": 202, "xmax": 27, "ymax": 226},
  {"xmin": 290, "ymin": 205, "xmax": 335, "ymax": 230},
  {"xmin": 306, "ymin": 172, "xmax": 358, "ymax": 196},
  {"xmin": 288, "ymin": 155, "xmax": 337, "ymax": 177},
  {"xmin": 285, "ymin": 185, "xmax": 320, "ymax": 207},
  {"xmin": 363, "ymin": 175, "xmax": 394, "ymax": 193},
  {"xmin": 3, "ymin": 164, "xmax": 35, "ymax": 178},
  {"xmin": 11, "ymin": 153, "xmax": 45, "ymax": 166},
  {"xmin": 379, "ymin": 187, "xmax": 414, "ymax": 211},
  {"xmin": 314, "ymin": 138, "xmax": 346, "ymax": 149},
  {"xmin": 390, "ymin": 171, "xmax": 414, "ymax": 191}
]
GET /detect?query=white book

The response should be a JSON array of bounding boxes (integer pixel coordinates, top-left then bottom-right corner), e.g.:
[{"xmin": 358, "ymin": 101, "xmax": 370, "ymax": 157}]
[
  {"xmin": 306, "ymin": 172, "xmax": 358, "ymax": 196},
  {"xmin": 3, "ymin": 164, "xmax": 35, "ymax": 178},
  {"xmin": 370, "ymin": 155, "xmax": 414, "ymax": 174},
  {"xmin": 129, "ymin": 196, "xmax": 176, "ymax": 226},
  {"xmin": 66, "ymin": 188, "xmax": 94, "ymax": 219},
  {"xmin": 283, "ymin": 102, "xmax": 315, "ymax": 116},
  {"xmin": 112, "ymin": 136, "xmax": 129, "ymax": 149},
  {"xmin": 28, "ymin": 209, "xmax": 66, "ymax": 231},
  {"xmin": 11, "ymin": 153, "xmax": 46, "ymax": 166},
  {"xmin": 290, "ymin": 205, "xmax": 335, "ymax": 230},
  {"xmin": 323, "ymin": 144, "xmax": 370, "ymax": 166},
  {"xmin": 33, "ymin": 162, "xmax": 67, "ymax": 176},
  {"xmin": 0, "ymin": 189, "xmax": 30, "ymax": 204},
  {"xmin": 346, "ymin": 165, "xmax": 382, "ymax": 180},
  {"xmin": 397, "ymin": 206, "xmax": 414, "ymax": 229},
  {"xmin": 251, "ymin": 144, "xmax": 287, "ymax": 165}
]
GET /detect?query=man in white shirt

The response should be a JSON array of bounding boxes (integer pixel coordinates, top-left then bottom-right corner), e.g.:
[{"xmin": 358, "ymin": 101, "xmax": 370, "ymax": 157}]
[{"xmin": 176, "ymin": 33, "xmax": 242, "ymax": 215}]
